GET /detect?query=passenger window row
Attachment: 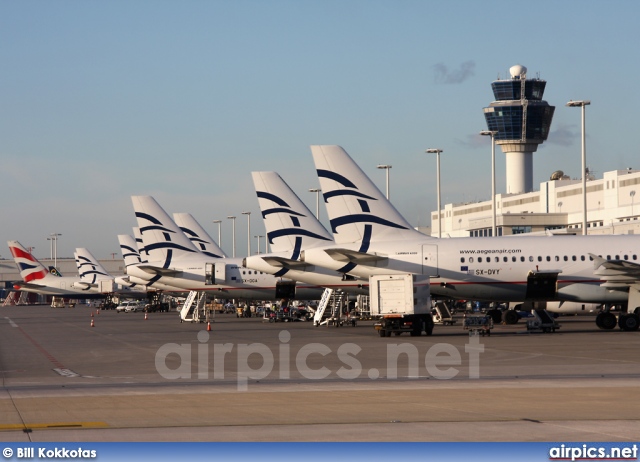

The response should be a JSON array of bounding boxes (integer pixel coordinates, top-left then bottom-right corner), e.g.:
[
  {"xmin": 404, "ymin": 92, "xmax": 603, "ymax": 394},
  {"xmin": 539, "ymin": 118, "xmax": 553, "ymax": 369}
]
[{"xmin": 460, "ymin": 254, "xmax": 638, "ymax": 264}]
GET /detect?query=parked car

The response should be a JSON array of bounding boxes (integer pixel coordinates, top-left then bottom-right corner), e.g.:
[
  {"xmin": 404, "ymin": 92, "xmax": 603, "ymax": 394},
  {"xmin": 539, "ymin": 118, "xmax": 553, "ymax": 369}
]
[{"xmin": 116, "ymin": 300, "xmax": 144, "ymax": 313}]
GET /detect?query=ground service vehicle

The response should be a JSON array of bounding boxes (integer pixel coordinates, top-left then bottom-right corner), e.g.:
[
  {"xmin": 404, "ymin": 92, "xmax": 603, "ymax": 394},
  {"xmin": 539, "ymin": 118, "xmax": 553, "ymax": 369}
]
[{"xmin": 371, "ymin": 274, "xmax": 434, "ymax": 337}]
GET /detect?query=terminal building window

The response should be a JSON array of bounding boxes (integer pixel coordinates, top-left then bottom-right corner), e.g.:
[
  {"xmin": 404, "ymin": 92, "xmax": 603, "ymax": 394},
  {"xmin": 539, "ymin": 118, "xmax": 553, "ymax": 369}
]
[{"xmin": 511, "ymin": 226, "xmax": 532, "ymax": 234}]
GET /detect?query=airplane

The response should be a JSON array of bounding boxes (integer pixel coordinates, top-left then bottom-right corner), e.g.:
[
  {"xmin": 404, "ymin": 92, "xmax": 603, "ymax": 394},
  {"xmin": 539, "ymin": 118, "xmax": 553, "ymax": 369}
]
[
  {"xmin": 173, "ymin": 213, "xmax": 227, "ymax": 259},
  {"xmin": 295, "ymin": 145, "xmax": 640, "ymax": 331},
  {"xmin": 126, "ymin": 195, "xmax": 325, "ymax": 301},
  {"xmin": 73, "ymin": 247, "xmax": 146, "ymax": 298},
  {"xmin": 7, "ymin": 240, "xmax": 105, "ymax": 298},
  {"xmin": 243, "ymin": 171, "xmax": 368, "ymax": 294},
  {"xmin": 117, "ymin": 233, "xmax": 190, "ymax": 293}
]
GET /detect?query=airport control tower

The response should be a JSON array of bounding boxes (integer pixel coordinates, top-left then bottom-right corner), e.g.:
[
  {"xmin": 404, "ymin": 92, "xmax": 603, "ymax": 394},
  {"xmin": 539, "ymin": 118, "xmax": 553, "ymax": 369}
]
[{"xmin": 483, "ymin": 64, "xmax": 555, "ymax": 194}]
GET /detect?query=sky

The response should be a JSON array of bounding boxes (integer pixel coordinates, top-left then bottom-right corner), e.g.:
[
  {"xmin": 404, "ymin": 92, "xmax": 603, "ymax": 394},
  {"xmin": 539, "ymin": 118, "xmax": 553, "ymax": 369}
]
[{"xmin": 2, "ymin": 0, "xmax": 640, "ymax": 260}]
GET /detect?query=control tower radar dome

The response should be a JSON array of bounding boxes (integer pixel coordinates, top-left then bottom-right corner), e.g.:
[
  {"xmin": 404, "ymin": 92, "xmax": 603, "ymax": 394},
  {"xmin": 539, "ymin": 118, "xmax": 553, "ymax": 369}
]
[
  {"xmin": 483, "ymin": 64, "xmax": 555, "ymax": 194},
  {"xmin": 509, "ymin": 64, "xmax": 527, "ymax": 78}
]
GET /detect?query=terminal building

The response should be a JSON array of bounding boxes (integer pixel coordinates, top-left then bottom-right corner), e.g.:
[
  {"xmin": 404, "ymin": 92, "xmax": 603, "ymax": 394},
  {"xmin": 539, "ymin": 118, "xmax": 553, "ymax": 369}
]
[
  {"xmin": 431, "ymin": 167, "xmax": 640, "ymax": 238},
  {"xmin": 431, "ymin": 64, "xmax": 640, "ymax": 238}
]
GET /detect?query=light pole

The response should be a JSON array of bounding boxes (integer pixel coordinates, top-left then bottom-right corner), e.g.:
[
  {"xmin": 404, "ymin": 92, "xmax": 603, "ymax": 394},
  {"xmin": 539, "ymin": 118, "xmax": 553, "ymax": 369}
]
[
  {"xmin": 566, "ymin": 100, "xmax": 591, "ymax": 235},
  {"xmin": 242, "ymin": 211, "xmax": 251, "ymax": 257},
  {"xmin": 254, "ymin": 235, "xmax": 264, "ymax": 254},
  {"xmin": 480, "ymin": 130, "xmax": 498, "ymax": 237},
  {"xmin": 227, "ymin": 216, "xmax": 236, "ymax": 258},
  {"xmin": 309, "ymin": 188, "xmax": 321, "ymax": 218},
  {"xmin": 425, "ymin": 149, "xmax": 443, "ymax": 238},
  {"xmin": 212, "ymin": 220, "xmax": 222, "ymax": 247},
  {"xmin": 49, "ymin": 233, "xmax": 62, "ymax": 268},
  {"xmin": 376, "ymin": 164, "xmax": 392, "ymax": 199}
]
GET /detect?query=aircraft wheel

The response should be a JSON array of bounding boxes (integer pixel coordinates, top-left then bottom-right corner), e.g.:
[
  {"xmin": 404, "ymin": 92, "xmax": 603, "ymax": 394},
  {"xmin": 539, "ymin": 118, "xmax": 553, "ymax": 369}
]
[
  {"xmin": 598, "ymin": 311, "xmax": 617, "ymax": 330},
  {"xmin": 503, "ymin": 310, "xmax": 519, "ymax": 325},
  {"xmin": 424, "ymin": 315, "xmax": 434, "ymax": 336},
  {"xmin": 487, "ymin": 309, "xmax": 502, "ymax": 324},
  {"xmin": 595, "ymin": 313, "xmax": 604, "ymax": 329},
  {"xmin": 619, "ymin": 313, "xmax": 640, "ymax": 331}
]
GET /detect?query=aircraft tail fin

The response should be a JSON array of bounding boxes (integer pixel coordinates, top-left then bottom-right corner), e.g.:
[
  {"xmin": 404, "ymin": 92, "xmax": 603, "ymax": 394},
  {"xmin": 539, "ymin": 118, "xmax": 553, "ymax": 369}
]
[
  {"xmin": 118, "ymin": 234, "xmax": 143, "ymax": 268},
  {"xmin": 74, "ymin": 248, "xmax": 112, "ymax": 283},
  {"xmin": 310, "ymin": 145, "xmax": 426, "ymax": 245},
  {"xmin": 173, "ymin": 213, "xmax": 226, "ymax": 258},
  {"xmin": 252, "ymin": 171, "xmax": 333, "ymax": 258},
  {"xmin": 7, "ymin": 240, "xmax": 49, "ymax": 282},
  {"xmin": 131, "ymin": 196, "xmax": 199, "ymax": 264}
]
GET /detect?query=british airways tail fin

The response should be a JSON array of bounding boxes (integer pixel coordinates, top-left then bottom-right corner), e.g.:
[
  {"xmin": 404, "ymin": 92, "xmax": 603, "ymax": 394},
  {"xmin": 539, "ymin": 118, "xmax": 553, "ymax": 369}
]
[
  {"xmin": 173, "ymin": 213, "xmax": 226, "ymax": 258},
  {"xmin": 310, "ymin": 145, "xmax": 426, "ymax": 245},
  {"xmin": 252, "ymin": 171, "xmax": 333, "ymax": 258},
  {"xmin": 131, "ymin": 196, "xmax": 199, "ymax": 263},
  {"xmin": 74, "ymin": 248, "xmax": 112, "ymax": 283},
  {"xmin": 7, "ymin": 240, "xmax": 49, "ymax": 282}
]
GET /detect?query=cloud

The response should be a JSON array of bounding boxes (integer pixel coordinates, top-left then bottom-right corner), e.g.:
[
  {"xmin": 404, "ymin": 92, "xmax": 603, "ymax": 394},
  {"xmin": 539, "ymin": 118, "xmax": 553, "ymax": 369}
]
[
  {"xmin": 546, "ymin": 123, "xmax": 578, "ymax": 146},
  {"xmin": 457, "ymin": 133, "xmax": 492, "ymax": 149},
  {"xmin": 433, "ymin": 61, "xmax": 476, "ymax": 84}
]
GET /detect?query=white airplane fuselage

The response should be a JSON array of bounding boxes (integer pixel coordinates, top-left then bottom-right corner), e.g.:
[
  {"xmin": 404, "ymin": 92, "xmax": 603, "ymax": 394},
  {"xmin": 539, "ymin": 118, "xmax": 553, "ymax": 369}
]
[
  {"xmin": 300, "ymin": 234, "xmax": 638, "ymax": 304},
  {"xmin": 127, "ymin": 256, "xmax": 324, "ymax": 300},
  {"xmin": 14, "ymin": 275, "xmax": 105, "ymax": 298}
]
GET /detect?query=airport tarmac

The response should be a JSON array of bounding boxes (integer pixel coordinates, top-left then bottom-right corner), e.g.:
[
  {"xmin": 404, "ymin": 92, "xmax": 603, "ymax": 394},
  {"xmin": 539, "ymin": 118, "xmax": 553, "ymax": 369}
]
[{"xmin": 1, "ymin": 305, "xmax": 640, "ymax": 442}]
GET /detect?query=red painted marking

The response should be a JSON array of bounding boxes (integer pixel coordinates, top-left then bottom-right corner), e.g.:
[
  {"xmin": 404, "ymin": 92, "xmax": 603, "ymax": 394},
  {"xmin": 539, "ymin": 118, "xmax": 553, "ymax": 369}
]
[{"xmin": 17, "ymin": 326, "xmax": 66, "ymax": 370}]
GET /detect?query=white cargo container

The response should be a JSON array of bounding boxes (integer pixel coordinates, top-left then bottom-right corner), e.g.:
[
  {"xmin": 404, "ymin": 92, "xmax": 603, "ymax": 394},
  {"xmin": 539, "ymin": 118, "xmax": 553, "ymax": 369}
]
[{"xmin": 370, "ymin": 274, "xmax": 433, "ymax": 337}]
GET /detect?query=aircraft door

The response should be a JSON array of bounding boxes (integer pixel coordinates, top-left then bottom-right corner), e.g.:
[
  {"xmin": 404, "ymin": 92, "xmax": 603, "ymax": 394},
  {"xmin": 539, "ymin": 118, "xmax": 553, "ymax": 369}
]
[
  {"xmin": 525, "ymin": 270, "xmax": 560, "ymax": 300},
  {"xmin": 205, "ymin": 263, "xmax": 215, "ymax": 285},
  {"xmin": 422, "ymin": 245, "xmax": 439, "ymax": 277},
  {"xmin": 275, "ymin": 281, "xmax": 296, "ymax": 299}
]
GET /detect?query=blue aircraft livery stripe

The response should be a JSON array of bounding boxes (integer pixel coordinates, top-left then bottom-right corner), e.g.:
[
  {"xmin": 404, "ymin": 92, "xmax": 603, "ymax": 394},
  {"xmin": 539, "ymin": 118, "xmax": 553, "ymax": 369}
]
[
  {"xmin": 274, "ymin": 268, "xmax": 290, "ymax": 277},
  {"xmin": 316, "ymin": 169, "xmax": 357, "ymax": 188},
  {"xmin": 144, "ymin": 242, "xmax": 197, "ymax": 253},
  {"xmin": 266, "ymin": 228, "xmax": 332, "ymax": 244},
  {"xmin": 261, "ymin": 207, "xmax": 306, "ymax": 218},
  {"xmin": 135, "ymin": 212, "xmax": 163, "ymax": 225},
  {"xmin": 330, "ymin": 214, "xmax": 408, "ymax": 234},
  {"xmin": 357, "ymin": 199, "xmax": 370, "ymax": 213},
  {"xmin": 290, "ymin": 236, "xmax": 302, "ymax": 261},
  {"xmin": 256, "ymin": 191, "xmax": 289, "ymax": 207},
  {"xmin": 337, "ymin": 224, "xmax": 372, "ymax": 273},
  {"xmin": 323, "ymin": 189, "xmax": 376, "ymax": 202},
  {"xmin": 179, "ymin": 227, "xmax": 197, "ymax": 237},
  {"xmin": 140, "ymin": 225, "xmax": 176, "ymax": 234}
]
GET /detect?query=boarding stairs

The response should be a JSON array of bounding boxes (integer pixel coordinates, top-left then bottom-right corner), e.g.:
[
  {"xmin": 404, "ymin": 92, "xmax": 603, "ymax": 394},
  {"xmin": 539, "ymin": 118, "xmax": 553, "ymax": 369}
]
[
  {"xmin": 314, "ymin": 289, "xmax": 345, "ymax": 327},
  {"xmin": 3, "ymin": 291, "xmax": 29, "ymax": 306},
  {"xmin": 180, "ymin": 291, "xmax": 207, "ymax": 323},
  {"xmin": 313, "ymin": 288, "xmax": 333, "ymax": 325}
]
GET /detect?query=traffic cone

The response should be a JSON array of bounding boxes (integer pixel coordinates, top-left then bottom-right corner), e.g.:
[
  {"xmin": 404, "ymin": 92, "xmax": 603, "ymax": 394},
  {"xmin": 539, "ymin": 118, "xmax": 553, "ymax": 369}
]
[
  {"xmin": 90, "ymin": 318, "xmax": 95, "ymax": 328},
  {"xmin": 96, "ymin": 309, "xmax": 100, "ymax": 315},
  {"xmin": 144, "ymin": 312, "xmax": 148, "ymax": 320},
  {"xmin": 207, "ymin": 321, "xmax": 211, "ymax": 332},
  {"xmin": 91, "ymin": 312, "xmax": 94, "ymax": 317}
]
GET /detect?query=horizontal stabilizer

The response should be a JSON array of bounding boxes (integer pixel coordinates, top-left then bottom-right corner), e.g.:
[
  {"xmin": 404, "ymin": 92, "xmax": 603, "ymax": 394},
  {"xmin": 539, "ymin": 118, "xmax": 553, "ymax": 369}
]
[
  {"xmin": 323, "ymin": 248, "xmax": 387, "ymax": 265},
  {"xmin": 259, "ymin": 256, "xmax": 316, "ymax": 271},
  {"xmin": 135, "ymin": 265, "xmax": 183, "ymax": 277}
]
